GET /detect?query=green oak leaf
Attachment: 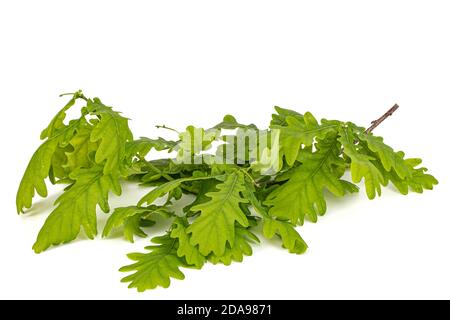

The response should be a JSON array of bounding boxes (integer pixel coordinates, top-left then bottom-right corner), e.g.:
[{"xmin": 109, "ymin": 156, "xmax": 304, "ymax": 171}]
[
  {"xmin": 120, "ymin": 234, "xmax": 186, "ymax": 291},
  {"xmin": 187, "ymin": 171, "xmax": 249, "ymax": 256},
  {"xmin": 16, "ymin": 118, "xmax": 84, "ymax": 213},
  {"xmin": 270, "ymin": 106, "xmax": 304, "ymax": 127},
  {"xmin": 87, "ymin": 98, "xmax": 133, "ymax": 174},
  {"xmin": 265, "ymin": 134, "xmax": 346, "ymax": 224},
  {"xmin": 208, "ymin": 227, "xmax": 259, "ymax": 265},
  {"xmin": 33, "ymin": 166, "xmax": 121, "ymax": 253},
  {"xmin": 125, "ymin": 137, "xmax": 177, "ymax": 161},
  {"xmin": 271, "ymin": 109, "xmax": 339, "ymax": 166},
  {"xmin": 262, "ymin": 218, "xmax": 308, "ymax": 254},
  {"xmin": 138, "ymin": 175, "xmax": 224, "ymax": 206},
  {"xmin": 358, "ymin": 133, "xmax": 411, "ymax": 179},
  {"xmin": 339, "ymin": 125, "xmax": 384, "ymax": 199},
  {"xmin": 103, "ymin": 205, "xmax": 173, "ymax": 242},
  {"xmin": 170, "ymin": 218, "xmax": 205, "ymax": 268},
  {"xmin": 40, "ymin": 90, "xmax": 84, "ymax": 140},
  {"xmin": 64, "ymin": 121, "xmax": 98, "ymax": 172},
  {"xmin": 244, "ymin": 181, "xmax": 307, "ymax": 254},
  {"xmin": 372, "ymin": 157, "xmax": 438, "ymax": 195}
]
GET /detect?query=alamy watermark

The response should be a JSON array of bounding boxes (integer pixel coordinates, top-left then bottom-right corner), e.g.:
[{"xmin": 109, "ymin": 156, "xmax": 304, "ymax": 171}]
[{"xmin": 173, "ymin": 128, "xmax": 281, "ymax": 175}]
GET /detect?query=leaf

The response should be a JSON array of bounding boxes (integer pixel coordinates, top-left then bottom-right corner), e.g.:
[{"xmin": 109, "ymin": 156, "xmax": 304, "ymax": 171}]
[
  {"xmin": 265, "ymin": 134, "xmax": 346, "ymax": 224},
  {"xmin": 40, "ymin": 90, "xmax": 84, "ymax": 140},
  {"xmin": 270, "ymin": 106, "xmax": 304, "ymax": 127},
  {"xmin": 103, "ymin": 205, "xmax": 172, "ymax": 242},
  {"xmin": 183, "ymin": 176, "xmax": 219, "ymax": 215},
  {"xmin": 65, "ymin": 121, "xmax": 98, "ymax": 172},
  {"xmin": 244, "ymin": 182, "xmax": 307, "ymax": 254},
  {"xmin": 176, "ymin": 125, "xmax": 218, "ymax": 162},
  {"xmin": 405, "ymin": 161, "xmax": 438, "ymax": 193},
  {"xmin": 17, "ymin": 93, "xmax": 130, "ymax": 213},
  {"xmin": 48, "ymin": 118, "xmax": 98, "ymax": 183},
  {"xmin": 49, "ymin": 144, "xmax": 70, "ymax": 183},
  {"xmin": 341, "ymin": 180, "xmax": 360, "ymax": 194},
  {"xmin": 262, "ymin": 218, "xmax": 308, "ymax": 254},
  {"xmin": 212, "ymin": 114, "xmax": 258, "ymax": 130},
  {"xmin": 16, "ymin": 119, "xmax": 82, "ymax": 213},
  {"xmin": 358, "ymin": 133, "xmax": 411, "ymax": 179},
  {"xmin": 137, "ymin": 159, "xmax": 211, "ymax": 183},
  {"xmin": 138, "ymin": 175, "xmax": 224, "ymax": 206},
  {"xmin": 87, "ymin": 98, "xmax": 133, "ymax": 174},
  {"xmin": 120, "ymin": 234, "xmax": 186, "ymax": 291},
  {"xmin": 208, "ymin": 227, "xmax": 259, "ymax": 265},
  {"xmin": 339, "ymin": 126, "xmax": 384, "ymax": 199},
  {"xmin": 33, "ymin": 166, "xmax": 121, "ymax": 253},
  {"xmin": 187, "ymin": 171, "xmax": 249, "ymax": 256},
  {"xmin": 373, "ymin": 157, "xmax": 438, "ymax": 195},
  {"xmin": 170, "ymin": 218, "xmax": 205, "ymax": 268},
  {"xmin": 271, "ymin": 109, "xmax": 339, "ymax": 166},
  {"xmin": 125, "ymin": 137, "xmax": 177, "ymax": 161}
]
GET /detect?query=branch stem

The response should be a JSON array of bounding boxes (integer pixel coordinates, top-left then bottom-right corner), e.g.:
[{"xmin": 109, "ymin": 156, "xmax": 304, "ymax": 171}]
[
  {"xmin": 365, "ymin": 104, "xmax": 399, "ymax": 134},
  {"xmin": 155, "ymin": 124, "xmax": 180, "ymax": 134}
]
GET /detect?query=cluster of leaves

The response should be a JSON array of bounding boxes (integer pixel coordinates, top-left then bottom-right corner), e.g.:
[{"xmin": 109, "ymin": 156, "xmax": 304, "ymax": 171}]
[{"xmin": 16, "ymin": 92, "xmax": 438, "ymax": 291}]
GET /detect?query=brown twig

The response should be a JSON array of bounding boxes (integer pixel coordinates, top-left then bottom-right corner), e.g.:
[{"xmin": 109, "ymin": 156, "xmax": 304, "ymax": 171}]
[{"xmin": 365, "ymin": 104, "xmax": 399, "ymax": 134}]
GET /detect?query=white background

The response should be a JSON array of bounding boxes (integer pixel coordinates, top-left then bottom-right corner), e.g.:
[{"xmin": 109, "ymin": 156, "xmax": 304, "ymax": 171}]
[{"xmin": 0, "ymin": 0, "xmax": 449, "ymax": 300}]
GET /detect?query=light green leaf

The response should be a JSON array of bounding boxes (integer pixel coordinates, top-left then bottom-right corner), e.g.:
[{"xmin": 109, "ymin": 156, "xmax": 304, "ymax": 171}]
[
  {"xmin": 373, "ymin": 157, "xmax": 438, "ymax": 195},
  {"xmin": 187, "ymin": 171, "xmax": 249, "ymax": 256},
  {"xmin": 272, "ymin": 109, "xmax": 339, "ymax": 166},
  {"xmin": 87, "ymin": 99, "xmax": 133, "ymax": 174},
  {"xmin": 125, "ymin": 137, "xmax": 177, "ymax": 161},
  {"xmin": 244, "ymin": 182, "xmax": 308, "ymax": 254},
  {"xmin": 65, "ymin": 122, "xmax": 98, "ymax": 172},
  {"xmin": 262, "ymin": 218, "xmax": 308, "ymax": 254},
  {"xmin": 208, "ymin": 227, "xmax": 259, "ymax": 265},
  {"xmin": 138, "ymin": 175, "xmax": 224, "ymax": 206},
  {"xmin": 270, "ymin": 106, "xmax": 304, "ymax": 127},
  {"xmin": 339, "ymin": 126, "xmax": 384, "ymax": 199},
  {"xmin": 265, "ymin": 134, "xmax": 346, "ymax": 224},
  {"xmin": 183, "ymin": 176, "xmax": 219, "ymax": 215},
  {"xmin": 40, "ymin": 90, "xmax": 84, "ymax": 140},
  {"xmin": 33, "ymin": 166, "xmax": 121, "ymax": 253},
  {"xmin": 405, "ymin": 161, "xmax": 438, "ymax": 193},
  {"xmin": 120, "ymin": 234, "xmax": 186, "ymax": 291},
  {"xmin": 16, "ymin": 119, "xmax": 82, "ymax": 213},
  {"xmin": 49, "ymin": 144, "xmax": 70, "ymax": 183},
  {"xmin": 212, "ymin": 114, "xmax": 257, "ymax": 130},
  {"xmin": 170, "ymin": 218, "xmax": 205, "ymax": 268},
  {"xmin": 341, "ymin": 180, "xmax": 360, "ymax": 194},
  {"xmin": 358, "ymin": 133, "xmax": 411, "ymax": 179},
  {"xmin": 103, "ymin": 205, "xmax": 172, "ymax": 242}
]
